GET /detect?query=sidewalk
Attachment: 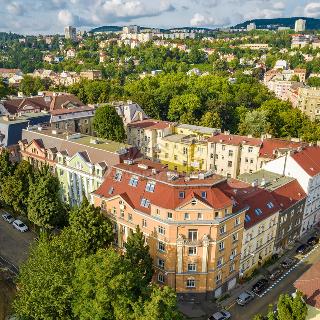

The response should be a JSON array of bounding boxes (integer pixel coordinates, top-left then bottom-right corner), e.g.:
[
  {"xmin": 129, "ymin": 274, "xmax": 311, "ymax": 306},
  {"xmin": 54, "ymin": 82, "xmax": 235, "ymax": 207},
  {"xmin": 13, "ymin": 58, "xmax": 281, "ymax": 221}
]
[{"xmin": 218, "ymin": 228, "xmax": 319, "ymax": 310}]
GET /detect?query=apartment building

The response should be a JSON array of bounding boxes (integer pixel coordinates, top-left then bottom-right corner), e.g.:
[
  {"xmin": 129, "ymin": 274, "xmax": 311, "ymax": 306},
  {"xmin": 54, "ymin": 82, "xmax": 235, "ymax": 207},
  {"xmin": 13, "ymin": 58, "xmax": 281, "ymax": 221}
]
[
  {"xmin": 293, "ymin": 87, "xmax": 320, "ymax": 121},
  {"xmin": 207, "ymin": 133, "xmax": 305, "ymax": 178},
  {"xmin": 238, "ymin": 170, "xmax": 306, "ymax": 253},
  {"xmin": 20, "ymin": 127, "xmax": 140, "ymax": 206},
  {"xmin": 264, "ymin": 146, "xmax": 320, "ymax": 236},
  {"xmin": 221, "ymin": 179, "xmax": 280, "ymax": 278},
  {"xmin": 92, "ymin": 160, "xmax": 246, "ymax": 298},
  {"xmin": 50, "ymin": 106, "xmax": 96, "ymax": 135},
  {"xmin": 127, "ymin": 119, "xmax": 174, "ymax": 160}
]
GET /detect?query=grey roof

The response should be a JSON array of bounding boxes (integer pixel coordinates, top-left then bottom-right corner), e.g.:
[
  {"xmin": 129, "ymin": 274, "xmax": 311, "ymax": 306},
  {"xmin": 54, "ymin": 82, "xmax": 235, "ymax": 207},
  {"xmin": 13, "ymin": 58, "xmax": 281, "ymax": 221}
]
[{"xmin": 176, "ymin": 123, "xmax": 220, "ymax": 135}]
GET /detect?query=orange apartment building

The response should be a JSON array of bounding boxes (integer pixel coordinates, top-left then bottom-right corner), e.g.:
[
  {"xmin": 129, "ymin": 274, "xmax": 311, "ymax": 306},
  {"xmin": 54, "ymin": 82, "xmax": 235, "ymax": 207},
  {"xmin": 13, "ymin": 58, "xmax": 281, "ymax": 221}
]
[{"xmin": 92, "ymin": 160, "xmax": 247, "ymax": 298}]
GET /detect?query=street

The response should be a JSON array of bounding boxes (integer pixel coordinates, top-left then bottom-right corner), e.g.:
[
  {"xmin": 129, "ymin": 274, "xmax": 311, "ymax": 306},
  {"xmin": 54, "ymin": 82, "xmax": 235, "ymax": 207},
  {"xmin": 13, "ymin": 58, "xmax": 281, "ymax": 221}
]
[
  {"xmin": 0, "ymin": 211, "xmax": 34, "ymax": 267},
  {"xmin": 228, "ymin": 244, "xmax": 320, "ymax": 319}
]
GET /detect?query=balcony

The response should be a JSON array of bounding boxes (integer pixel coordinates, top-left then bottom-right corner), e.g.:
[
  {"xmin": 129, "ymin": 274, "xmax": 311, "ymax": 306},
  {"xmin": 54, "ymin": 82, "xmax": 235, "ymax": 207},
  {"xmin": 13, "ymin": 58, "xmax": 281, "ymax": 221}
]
[{"xmin": 185, "ymin": 239, "xmax": 202, "ymax": 246}]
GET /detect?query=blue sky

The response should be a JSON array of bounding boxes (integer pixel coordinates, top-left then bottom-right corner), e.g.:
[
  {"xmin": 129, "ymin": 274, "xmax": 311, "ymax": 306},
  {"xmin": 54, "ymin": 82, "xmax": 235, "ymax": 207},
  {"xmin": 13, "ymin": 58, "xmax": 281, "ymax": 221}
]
[{"xmin": 1, "ymin": 0, "xmax": 319, "ymax": 34}]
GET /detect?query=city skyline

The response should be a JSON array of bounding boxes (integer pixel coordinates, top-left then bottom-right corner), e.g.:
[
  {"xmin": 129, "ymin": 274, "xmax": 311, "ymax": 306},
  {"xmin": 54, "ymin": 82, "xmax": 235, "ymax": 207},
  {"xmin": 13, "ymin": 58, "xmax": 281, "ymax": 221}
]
[{"xmin": 0, "ymin": 0, "xmax": 319, "ymax": 34}]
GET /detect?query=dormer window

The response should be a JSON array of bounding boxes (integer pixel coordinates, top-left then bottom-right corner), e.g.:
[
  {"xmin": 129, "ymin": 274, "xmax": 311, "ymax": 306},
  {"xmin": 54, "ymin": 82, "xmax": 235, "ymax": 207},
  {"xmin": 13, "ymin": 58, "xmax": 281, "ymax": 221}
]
[
  {"xmin": 245, "ymin": 214, "xmax": 251, "ymax": 222},
  {"xmin": 201, "ymin": 191, "xmax": 207, "ymax": 199},
  {"xmin": 145, "ymin": 181, "xmax": 156, "ymax": 192},
  {"xmin": 129, "ymin": 175, "xmax": 139, "ymax": 187},
  {"xmin": 114, "ymin": 170, "xmax": 122, "ymax": 181},
  {"xmin": 140, "ymin": 198, "xmax": 150, "ymax": 208},
  {"xmin": 179, "ymin": 191, "xmax": 185, "ymax": 199},
  {"xmin": 254, "ymin": 208, "xmax": 262, "ymax": 216},
  {"xmin": 267, "ymin": 202, "xmax": 274, "ymax": 209},
  {"xmin": 108, "ymin": 187, "xmax": 114, "ymax": 195}
]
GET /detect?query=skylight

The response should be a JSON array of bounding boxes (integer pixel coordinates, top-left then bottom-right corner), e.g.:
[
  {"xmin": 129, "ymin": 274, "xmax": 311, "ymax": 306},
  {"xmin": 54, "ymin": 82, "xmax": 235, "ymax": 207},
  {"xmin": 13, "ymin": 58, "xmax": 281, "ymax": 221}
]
[
  {"xmin": 267, "ymin": 202, "xmax": 274, "ymax": 209},
  {"xmin": 255, "ymin": 208, "xmax": 263, "ymax": 216},
  {"xmin": 129, "ymin": 175, "xmax": 139, "ymax": 187},
  {"xmin": 245, "ymin": 214, "xmax": 251, "ymax": 222}
]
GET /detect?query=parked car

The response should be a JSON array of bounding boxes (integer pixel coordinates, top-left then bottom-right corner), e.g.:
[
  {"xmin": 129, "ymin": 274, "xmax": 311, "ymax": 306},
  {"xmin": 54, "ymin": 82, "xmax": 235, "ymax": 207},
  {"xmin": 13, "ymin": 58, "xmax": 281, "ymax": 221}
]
[
  {"xmin": 208, "ymin": 310, "xmax": 231, "ymax": 320},
  {"xmin": 269, "ymin": 268, "xmax": 282, "ymax": 281},
  {"xmin": 2, "ymin": 212, "xmax": 15, "ymax": 223},
  {"xmin": 296, "ymin": 244, "xmax": 311, "ymax": 255},
  {"xmin": 12, "ymin": 220, "xmax": 28, "ymax": 232},
  {"xmin": 281, "ymin": 258, "xmax": 296, "ymax": 269},
  {"xmin": 307, "ymin": 236, "xmax": 319, "ymax": 246},
  {"xmin": 236, "ymin": 291, "xmax": 255, "ymax": 306},
  {"xmin": 252, "ymin": 278, "xmax": 269, "ymax": 294}
]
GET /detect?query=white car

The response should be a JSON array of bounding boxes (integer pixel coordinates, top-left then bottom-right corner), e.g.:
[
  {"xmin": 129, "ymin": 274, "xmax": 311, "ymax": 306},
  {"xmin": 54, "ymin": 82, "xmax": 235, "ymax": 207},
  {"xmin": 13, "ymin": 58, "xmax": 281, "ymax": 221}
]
[
  {"xmin": 12, "ymin": 220, "xmax": 28, "ymax": 232},
  {"xmin": 208, "ymin": 310, "xmax": 231, "ymax": 320},
  {"xmin": 2, "ymin": 212, "xmax": 15, "ymax": 223}
]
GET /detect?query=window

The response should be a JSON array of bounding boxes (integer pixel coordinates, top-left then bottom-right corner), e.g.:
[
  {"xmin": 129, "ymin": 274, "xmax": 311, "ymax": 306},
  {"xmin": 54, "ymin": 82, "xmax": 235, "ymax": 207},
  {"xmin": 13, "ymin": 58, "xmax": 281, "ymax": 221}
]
[
  {"xmin": 188, "ymin": 229, "xmax": 198, "ymax": 241},
  {"xmin": 145, "ymin": 181, "xmax": 156, "ymax": 192},
  {"xmin": 191, "ymin": 199, "xmax": 197, "ymax": 205},
  {"xmin": 217, "ymin": 257, "xmax": 224, "ymax": 268},
  {"xmin": 101, "ymin": 200, "xmax": 106, "ymax": 210},
  {"xmin": 158, "ymin": 226, "xmax": 166, "ymax": 235},
  {"xmin": 158, "ymin": 241, "xmax": 165, "ymax": 252},
  {"xmin": 220, "ymin": 225, "xmax": 226, "ymax": 235},
  {"xmin": 158, "ymin": 273, "xmax": 164, "ymax": 283},
  {"xmin": 114, "ymin": 170, "xmax": 122, "ymax": 181},
  {"xmin": 188, "ymin": 263, "xmax": 197, "ymax": 272},
  {"xmin": 155, "ymin": 208, "xmax": 160, "ymax": 215},
  {"xmin": 230, "ymin": 248, "xmax": 237, "ymax": 259},
  {"xmin": 250, "ymin": 159, "xmax": 254, "ymax": 164},
  {"xmin": 179, "ymin": 191, "xmax": 185, "ymax": 199},
  {"xmin": 129, "ymin": 175, "xmax": 139, "ymax": 187},
  {"xmin": 228, "ymin": 150, "xmax": 233, "ymax": 157},
  {"xmin": 186, "ymin": 279, "xmax": 195, "ymax": 288},
  {"xmin": 216, "ymin": 273, "xmax": 222, "ymax": 283},
  {"xmin": 228, "ymin": 161, "xmax": 232, "ymax": 168},
  {"xmin": 108, "ymin": 187, "xmax": 114, "ymax": 195},
  {"xmin": 218, "ymin": 241, "xmax": 225, "ymax": 251},
  {"xmin": 128, "ymin": 213, "xmax": 132, "ymax": 221},
  {"xmin": 59, "ymin": 169, "xmax": 64, "ymax": 175},
  {"xmin": 142, "ymin": 219, "xmax": 147, "ymax": 227},
  {"xmin": 255, "ymin": 208, "xmax": 262, "ymax": 216},
  {"xmin": 235, "ymin": 217, "xmax": 241, "ymax": 226},
  {"xmin": 222, "ymin": 145, "xmax": 226, "ymax": 151},
  {"xmin": 158, "ymin": 258, "xmax": 165, "ymax": 269},
  {"xmin": 184, "ymin": 213, "xmax": 190, "ymax": 220},
  {"xmin": 120, "ymin": 209, "xmax": 124, "ymax": 218},
  {"xmin": 174, "ymin": 155, "xmax": 178, "ymax": 160},
  {"xmin": 188, "ymin": 247, "xmax": 197, "ymax": 255},
  {"xmin": 197, "ymin": 212, "xmax": 203, "ymax": 220},
  {"xmin": 232, "ymin": 232, "xmax": 238, "ymax": 242},
  {"xmin": 167, "ymin": 212, "xmax": 173, "ymax": 219},
  {"xmin": 230, "ymin": 262, "xmax": 235, "ymax": 273},
  {"xmin": 248, "ymin": 147, "xmax": 253, "ymax": 153},
  {"xmin": 201, "ymin": 191, "xmax": 207, "ymax": 199},
  {"xmin": 267, "ymin": 202, "xmax": 274, "ymax": 209},
  {"xmin": 140, "ymin": 198, "xmax": 150, "ymax": 208},
  {"xmin": 183, "ymin": 147, "xmax": 188, "ymax": 155},
  {"xmin": 245, "ymin": 157, "xmax": 248, "ymax": 163}
]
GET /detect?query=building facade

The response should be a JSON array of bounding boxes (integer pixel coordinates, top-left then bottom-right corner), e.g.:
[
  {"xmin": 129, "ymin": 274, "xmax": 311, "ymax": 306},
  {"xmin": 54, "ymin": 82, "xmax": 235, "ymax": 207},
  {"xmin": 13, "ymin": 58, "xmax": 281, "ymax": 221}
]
[{"xmin": 92, "ymin": 160, "xmax": 246, "ymax": 298}]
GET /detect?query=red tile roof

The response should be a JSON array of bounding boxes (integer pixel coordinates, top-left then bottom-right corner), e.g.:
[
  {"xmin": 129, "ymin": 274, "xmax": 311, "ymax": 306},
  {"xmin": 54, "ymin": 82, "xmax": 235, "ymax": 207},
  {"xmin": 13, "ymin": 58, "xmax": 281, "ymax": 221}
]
[
  {"xmin": 208, "ymin": 134, "xmax": 262, "ymax": 146},
  {"xmin": 294, "ymin": 261, "xmax": 320, "ymax": 309},
  {"xmin": 259, "ymin": 139, "xmax": 305, "ymax": 159},
  {"xmin": 127, "ymin": 119, "xmax": 173, "ymax": 130},
  {"xmin": 291, "ymin": 146, "xmax": 320, "ymax": 176},
  {"xmin": 219, "ymin": 179, "xmax": 280, "ymax": 229},
  {"xmin": 271, "ymin": 180, "xmax": 306, "ymax": 210},
  {"xmin": 93, "ymin": 160, "xmax": 232, "ymax": 214}
]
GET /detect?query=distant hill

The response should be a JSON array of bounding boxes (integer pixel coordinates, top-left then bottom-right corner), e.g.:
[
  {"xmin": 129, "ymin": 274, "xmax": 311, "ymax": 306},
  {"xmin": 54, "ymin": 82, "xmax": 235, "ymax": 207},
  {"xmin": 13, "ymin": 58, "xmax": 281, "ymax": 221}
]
[
  {"xmin": 90, "ymin": 26, "xmax": 122, "ymax": 33},
  {"xmin": 234, "ymin": 17, "xmax": 320, "ymax": 30}
]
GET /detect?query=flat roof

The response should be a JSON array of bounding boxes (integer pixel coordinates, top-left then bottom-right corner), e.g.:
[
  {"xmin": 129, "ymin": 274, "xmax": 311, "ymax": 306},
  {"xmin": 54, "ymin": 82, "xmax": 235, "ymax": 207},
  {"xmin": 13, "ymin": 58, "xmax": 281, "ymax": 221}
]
[
  {"xmin": 176, "ymin": 123, "xmax": 220, "ymax": 135},
  {"xmin": 238, "ymin": 169, "xmax": 295, "ymax": 191},
  {"xmin": 24, "ymin": 128, "xmax": 130, "ymax": 153},
  {"xmin": 0, "ymin": 112, "xmax": 50, "ymax": 124},
  {"xmin": 162, "ymin": 134, "xmax": 194, "ymax": 143}
]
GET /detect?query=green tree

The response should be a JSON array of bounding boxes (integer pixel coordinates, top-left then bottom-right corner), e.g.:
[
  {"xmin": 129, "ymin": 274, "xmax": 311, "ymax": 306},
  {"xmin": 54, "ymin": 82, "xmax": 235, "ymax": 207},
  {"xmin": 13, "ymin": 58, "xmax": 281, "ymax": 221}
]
[
  {"xmin": 252, "ymin": 315, "xmax": 264, "ymax": 320},
  {"xmin": 277, "ymin": 292, "xmax": 307, "ymax": 320},
  {"xmin": 307, "ymin": 76, "xmax": 320, "ymax": 87},
  {"xmin": 27, "ymin": 167, "xmax": 65, "ymax": 229},
  {"xmin": 290, "ymin": 74, "xmax": 300, "ymax": 82},
  {"xmin": 13, "ymin": 234, "xmax": 74, "ymax": 319},
  {"xmin": 19, "ymin": 75, "xmax": 45, "ymax": 96},
  {"xmin": 69, "ymin": 197, "xmax": 114, "ymax": 254},
  {"xmin": 0, "ymin": 149, "xmax": 15, "ymax": 202},
  {"xmin": 199, "ymin": 111, "xmax": 222, "ymax": 128},
  {"xmin": 1, "ymin": 161, "xmax": 33, "ymax": 214},
  {"xmin": 125, "ymin": 226, "xmax": 153, "ymax": 294},
  {"xmin": 238, "ymin": 109, "xmax": 270, "ymax": 137},
  {"xmin": 168, "ymin": 93, "xmax": 202, "ymax": 124},
  {"xmin": 213, "ymin": 59, "xmax": 228, "ymax": 72},
  {"xmin": 93, "ymin": 104, "xmax": 126, "ymax": 142}
]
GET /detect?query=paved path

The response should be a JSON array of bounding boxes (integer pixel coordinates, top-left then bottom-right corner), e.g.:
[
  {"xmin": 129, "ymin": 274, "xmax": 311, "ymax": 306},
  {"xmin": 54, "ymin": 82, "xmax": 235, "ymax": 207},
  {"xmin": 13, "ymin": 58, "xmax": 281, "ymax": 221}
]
[{"xmin": 0, "ymin": 210, "xmax": 34, "ymax": 267}]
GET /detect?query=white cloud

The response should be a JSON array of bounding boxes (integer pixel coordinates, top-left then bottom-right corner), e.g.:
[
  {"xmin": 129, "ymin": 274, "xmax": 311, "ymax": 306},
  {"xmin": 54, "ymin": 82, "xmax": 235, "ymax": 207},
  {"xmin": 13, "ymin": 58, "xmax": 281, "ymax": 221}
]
[
  {"xmin": 273, "ymin": 1, "xmax": 285, "ymax": 10},
  {"xmin": 304, "ymin": 2, "xmax": 320, "ymax": 18},
  {"xmin": 58, "ymin": 9, "xmax": 75, "ymax": 26},
  {"xmin": 6, "ymin": 2, "xmax": 24, "ymax": 16},
  {"xmin": 190, "ymin": 13, "xmax": 230, "ymax": 27}
]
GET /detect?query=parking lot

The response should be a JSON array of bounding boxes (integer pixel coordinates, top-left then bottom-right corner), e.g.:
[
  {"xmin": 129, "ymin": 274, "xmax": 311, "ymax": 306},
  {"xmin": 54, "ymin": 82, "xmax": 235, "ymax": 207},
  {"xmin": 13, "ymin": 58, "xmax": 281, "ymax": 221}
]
[{"xmin": 0, "ymin": 210, "xmax": 34, "ymax": 267}]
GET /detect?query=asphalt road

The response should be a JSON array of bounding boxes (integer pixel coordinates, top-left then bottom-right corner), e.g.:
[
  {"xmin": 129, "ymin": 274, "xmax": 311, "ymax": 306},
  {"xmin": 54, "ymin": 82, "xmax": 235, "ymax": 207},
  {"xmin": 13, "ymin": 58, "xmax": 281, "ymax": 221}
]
[
  {"xmin": 0, "ymin": 210, "xmax": 34, "ymax": 267},
  {"xmin": 228, "ymin": 245, "xmax": 320, "ymax": 320}
]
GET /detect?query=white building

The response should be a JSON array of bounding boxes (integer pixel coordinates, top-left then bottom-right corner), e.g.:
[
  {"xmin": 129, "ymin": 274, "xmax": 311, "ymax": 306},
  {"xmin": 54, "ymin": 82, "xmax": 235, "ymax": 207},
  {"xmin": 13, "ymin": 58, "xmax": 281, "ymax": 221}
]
[
  {"xmin": 64, "ymin": 26, "xmax": 77, "ymax": 41},
  {"xmin": 247, "ymin": 23, "xmax": 256, "ymax": 31},
  {"xmin": 264, "ymin": 147, "xmax": 320, "ymax": 236},
  {"xmin": 295, "ymin": 19, "xmax": 306, "ymax": 32}
]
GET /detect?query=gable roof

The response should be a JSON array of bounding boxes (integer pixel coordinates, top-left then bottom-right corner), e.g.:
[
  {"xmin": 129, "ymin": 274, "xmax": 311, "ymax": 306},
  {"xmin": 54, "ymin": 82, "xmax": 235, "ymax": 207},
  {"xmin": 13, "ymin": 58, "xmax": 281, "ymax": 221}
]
[
  {"xmin": 259, "ymin": 139, "xmax": 306, "ymax": 159},
  {"xmin": 291, "ymin": 146, "xmax": 320, "ymax": 176},
  {"xmin": 208, "ymin": 133, "xmax": 262, "ymax": 146},
  {"xmin": 294, "ymin": 261, "xmax": 320, "ymax": 309}
]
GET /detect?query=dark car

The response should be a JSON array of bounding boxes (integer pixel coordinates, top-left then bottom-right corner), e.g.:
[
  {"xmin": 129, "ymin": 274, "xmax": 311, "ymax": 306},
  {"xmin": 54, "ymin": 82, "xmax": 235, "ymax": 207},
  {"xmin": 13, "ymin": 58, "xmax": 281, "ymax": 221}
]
[
  {"xmin": 281, "ymin": 258, "xmax": 296, "ymax": 269},
  {"xmin": 252, "ymin": 278, "xmax": 269, "ymax": 294},
  {"xmin": 269, "ymin": 268, "xmax": 282, "ymax": 281},
  {"xmin": 307, "ymin": 236, "xmax": 319, "ymax": 246},
  {"xmin": 296, "ymin": 244, "xmax": 311, "ymax": 255}
]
